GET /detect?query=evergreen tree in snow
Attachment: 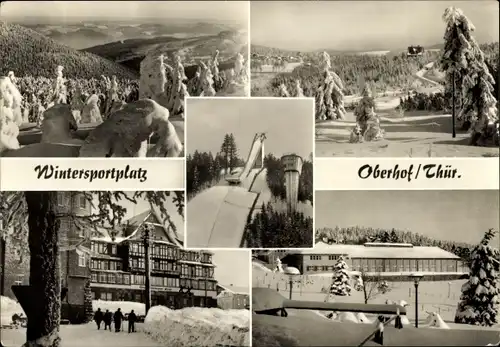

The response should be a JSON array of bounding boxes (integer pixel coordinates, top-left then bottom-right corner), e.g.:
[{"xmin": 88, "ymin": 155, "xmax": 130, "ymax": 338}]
[
  {"xmin": 455, "ymin": 228, "xmax": 500, "ymax": 326},
  {"xmin": 315, "ymin": 51, "xmax": 346, "ymax": 120},
  {"xmin": 441, "ymin": 7, "xmax": 498, "ymax": 145},
  {"xmin": 329, "ymin": 256, "xmax": 352, "ymax": 296},
  {"xmin": 350, "ymin": 82, "xmax": 384, "ymax": 142}
]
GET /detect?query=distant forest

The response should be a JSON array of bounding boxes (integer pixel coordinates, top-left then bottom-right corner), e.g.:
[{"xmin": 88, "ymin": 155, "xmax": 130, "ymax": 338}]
[
  {"xmin": 252, "ymin": 42, "xmax": 499, "ymax": 99},
  {"xmin": 315, "ymin": 226, "xmax": 476, "ymax": 266},
  {"xmin": 246, "ymin": 201, "xmax": 313, "ymax": 248}
]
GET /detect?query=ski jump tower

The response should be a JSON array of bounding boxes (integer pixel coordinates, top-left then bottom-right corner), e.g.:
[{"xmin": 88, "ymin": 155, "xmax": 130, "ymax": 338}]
[{"xmin": 281, "ymin": 154, "xmax": 303, "ymax": 214}]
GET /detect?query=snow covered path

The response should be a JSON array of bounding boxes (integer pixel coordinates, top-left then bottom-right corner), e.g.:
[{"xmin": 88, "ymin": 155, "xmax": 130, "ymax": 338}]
[{"xmin": 1, "ymin": 323, "xmax": 162, "ymax": 347}]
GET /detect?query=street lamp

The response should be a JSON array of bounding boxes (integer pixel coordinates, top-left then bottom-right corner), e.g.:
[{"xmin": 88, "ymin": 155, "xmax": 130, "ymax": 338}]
[
  {"xmin": 141, "ymin": 223, "xmax": 155, "ymax": 315},
  {"xmin": 409, "ymin": 273, "xmax": 424, "ymax": 328},
  {"xmin": 284, "ymin": 267, "xmax": 300, "ymax": 300}
]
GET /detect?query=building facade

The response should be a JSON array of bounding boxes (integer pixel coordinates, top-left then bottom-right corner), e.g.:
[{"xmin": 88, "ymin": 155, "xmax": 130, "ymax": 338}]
[
  {"xmin": 280, "ymin": 242, "xmax": 469, "ymax": 281},
  {"xmin": 89, "ymin": 210, "xmax": 218, "ymax": 309},
  {"xmin": 57, "ymin": 192, "xmax": 93, "ymax": 323},
  {"xmin": 216, "ymin": 285, "xmax": 250, "ymax": 310}
]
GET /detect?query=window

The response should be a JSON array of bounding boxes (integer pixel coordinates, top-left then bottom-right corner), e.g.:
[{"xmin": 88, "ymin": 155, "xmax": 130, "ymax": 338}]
[
  {"xmin": 108, "ymin": 273, "xmax": 116, "ymax": 283},
  {"xmin": 422, "ymin": 259, "xmax": 430, "ymax": 272},
  {"xmin": 100, "ymin": 292, "xmax": 107, "ymax": 300},
  {"xmin": 328, "ymin": 255, "xmax": 337, "ymax": 261},
  {"xmin": 396, "ymin": 259, "xmax": 404, "ymax": 272},
  {"xmin": 376, "ymin": 259, "xmax": 384, "ymax": 273},
  {"xmin": 78, "ymin": 196, "xmax": 87, "ymax": 209},
  {"xmin": 78, "ymin": 253, "xmax": 86, "ymax": 267},
  {"xmin": 310, "ymin": 255, "xmax": 321, "ymax": 261},
  {"xmin": 106, "ymin": 292, "xmax": 112, "ymax": 301},
  {"xmin": 403, "ymin": 259, "xmax": 410, "ymax": 272},
  {"xmin": 352, "ymin": 258, "xmax": 360, "ymax": 271},
  {"xmin": 91, "ymin": 273, "xmax": 97, "ymax": 282},
  {"xmin": 410, "ymin": 259, "xmax": 417, "ymax": 272},
  {"xmin": 430, "ymin": 259, "xmax": 436, "ymax": 272},
  {"xmin": 98, "ymin": 273, "xmax": 106, "ymax": 283},
  {"xmin": 111, "ymin": 245, "xmax": 117, "ymax": 255},
  {"xmin": 123, "ymin": 275, "xmax": 130, "ymax": 285},
  {"xmin": 91, "ymin": 291, "xmax": 96, "ymax": 300},
  {"xmin": 57, "ymin": 193, "xmax": 64, "ymax": 206},
  {"xmin": 368, "ymin": 259, "xmax": 376, "ymax": 272},
  {"xmin": 135, "ymin": 294, "xmax": 142, "ymax": 302},
  {"xmin": 322, "ymin": 266, "xmax": 328, "ymax": 271}
]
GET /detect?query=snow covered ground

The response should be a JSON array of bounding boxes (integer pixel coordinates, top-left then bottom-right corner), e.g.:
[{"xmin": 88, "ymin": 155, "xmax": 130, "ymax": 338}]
[
  {"xmin": 1, "ymin": 296, "xmax": 24, "ymax": 326},
  {"xmin": 1, "ymin": 322, "xmax": 163, "ymax": 347},
  {"xmin": 253, "ymin": 269, "xmax": 500, "ymax": 328},
  {"xmin": 142, "ymin": 306, "xmax": 250, "ymax": 347}
]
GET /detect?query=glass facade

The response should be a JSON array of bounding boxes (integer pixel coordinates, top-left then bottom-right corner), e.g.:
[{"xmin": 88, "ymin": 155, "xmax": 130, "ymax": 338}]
[{"xmin": 306, "ymin": 257, "xmax": 461, "ymax": 273}]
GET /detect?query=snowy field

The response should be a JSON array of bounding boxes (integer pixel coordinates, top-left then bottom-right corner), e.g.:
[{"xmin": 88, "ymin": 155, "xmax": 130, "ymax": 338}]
[
  {"xmin": 1, "ymin": 296, "xmax": 24, "ymax": 326},
  {"xmin": 253, "ymin": 268, "xmax": 500, "ymax": 329}
]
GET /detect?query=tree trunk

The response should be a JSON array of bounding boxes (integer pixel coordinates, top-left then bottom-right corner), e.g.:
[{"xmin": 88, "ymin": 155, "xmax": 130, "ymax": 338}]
[{"xmin": 25, "ymin": 191, "xmax": 61, "ymax": 347}]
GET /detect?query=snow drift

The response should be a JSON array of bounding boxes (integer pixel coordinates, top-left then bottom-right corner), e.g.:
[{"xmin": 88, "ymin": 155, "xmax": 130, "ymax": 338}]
[
  {"xmin": 1, "ymin": 296, "xmax": 24, "ymax": 326},
  {"xmin": 142, "ymin": 306, "xmax": 250, "ymax": 347}
]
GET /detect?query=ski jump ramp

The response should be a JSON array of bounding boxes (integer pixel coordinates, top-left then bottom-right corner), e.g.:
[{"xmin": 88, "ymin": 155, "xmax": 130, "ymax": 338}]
[{"xmin": 187, "ymin": 133, "xmax": 268, "ymax": 248}]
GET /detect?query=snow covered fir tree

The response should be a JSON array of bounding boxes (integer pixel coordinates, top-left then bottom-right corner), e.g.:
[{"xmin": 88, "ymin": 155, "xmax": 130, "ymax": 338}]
[
  {"xmin": 350, "ymin": 82, "xmax": 384, "ymax": 143},
  {"xmin": 329, "ymin": 256, "xmax": 352, "ymax": 297},
  {"xmin": 315, "ymin": 51, "xmax": 346, "ymax": 121},
  {"xmin": 455, "ymin": 228, "xmax": 500, "ymax": 326},
  {"xmin": 441, "ymin": 7, "xmax": 499, "ymax": 146}
]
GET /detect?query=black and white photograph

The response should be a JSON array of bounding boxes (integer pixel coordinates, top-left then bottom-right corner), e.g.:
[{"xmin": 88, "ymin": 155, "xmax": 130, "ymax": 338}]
[
  {"xmin": 252, "ymin": 190, "xmax": 500, "ymax": 346},
  {"xmin": 185, "ymin": 97, "xmax": 314, "ymax": 249},
  {"xmin": 0, "ymin": 191, "xmax": 250, "ymax": 347},
  {"xmin": 0, "ymin": 1, "xmax": 249, "ymax": 158},
  {"xmin": 251, "ymin": 1, "xmax": 499, "ymax": 157}
]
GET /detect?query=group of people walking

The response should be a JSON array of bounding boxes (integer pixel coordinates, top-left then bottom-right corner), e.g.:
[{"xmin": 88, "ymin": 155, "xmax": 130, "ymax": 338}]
[{"xmin": 93, "ymin": 308, "xmax": 138, "ymax": 333}]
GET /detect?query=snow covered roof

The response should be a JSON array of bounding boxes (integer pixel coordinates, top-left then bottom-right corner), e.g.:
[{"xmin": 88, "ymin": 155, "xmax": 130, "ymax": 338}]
[
  {"xmin": 298, "ymin": 242, "xmax": 460, "ymax": 260},
  {"xmin": 91, "ymin": 208, "xmax": 182, "ymax": 247},
  {"xmin": 218, "ymin": 284, "xmax": 250, "ymax": 295}
]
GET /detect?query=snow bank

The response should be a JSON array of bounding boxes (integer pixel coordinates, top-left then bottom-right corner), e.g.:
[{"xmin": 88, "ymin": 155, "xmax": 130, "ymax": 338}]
[
  {"xmin": 142, "ymin": 306, "xmax": 250, "ymax": 346},
  {"xmin": 92, "ymin": 300, "xmax": 145, "ymax": 316},
  {"xmin": 1, "ymin": 296, "xmax": 24, "ymax": 326},
  {"xmin": 425, "ymin": 312, "xmax": 450, "ymax": 329}
]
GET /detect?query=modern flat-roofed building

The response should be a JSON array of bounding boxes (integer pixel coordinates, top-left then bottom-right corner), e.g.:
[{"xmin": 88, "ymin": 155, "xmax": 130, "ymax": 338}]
[{"xmin": 279, "ymin": 242, "xmax": 469, "ymax": 281}]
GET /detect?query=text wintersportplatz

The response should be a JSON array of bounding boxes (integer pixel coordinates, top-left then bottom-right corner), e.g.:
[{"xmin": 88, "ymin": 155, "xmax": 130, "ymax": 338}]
[{"xmin": 33, "ymin": 164, "xmax": 148, "ymax": 183}]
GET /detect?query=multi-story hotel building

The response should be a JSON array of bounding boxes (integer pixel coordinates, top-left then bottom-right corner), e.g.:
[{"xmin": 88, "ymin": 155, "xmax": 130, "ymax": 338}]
[
  {"xmin": 277, "ymin": 242, "xmax": 469, "ymax": 281},
  {"xmin": 89, "ymin": 209, "xmax": 218, "ymax": 308},
  {"xmin": 52, "ymin": 192, "xmax": 218, "ymax": 323}
]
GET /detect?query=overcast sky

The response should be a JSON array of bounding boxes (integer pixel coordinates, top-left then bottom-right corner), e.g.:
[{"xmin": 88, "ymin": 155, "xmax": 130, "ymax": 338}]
[
  {"xmin": 0, "ymin": 1, "xmax": 249, "ymax": 25},
  {"xmin": 251, "ymin": 1, "xmax": 499, "ymax": 51},
  {"xmin": 89, "ymin": 192, "xmax": 249, "ymax": 288},
  {"xmin": 186, "ymin": 98, "xmax": 314, "ymax": 159},
  {"xmin": 316, "ymin": 190, "xmax": 499, "ymax": 248}
]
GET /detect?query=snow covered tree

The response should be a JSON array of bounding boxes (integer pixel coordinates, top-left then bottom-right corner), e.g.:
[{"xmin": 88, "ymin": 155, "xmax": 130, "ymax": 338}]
[
  {"xmin": 455, "ymin": 228, "xmax": 500, "ymax": 327},
  {"xmin": 0, "ymin": 191, "xmax": 184, "ymax": 347},
  {"xmin": 350, "ymin": 82, "xmax": 384, "ymax": 142},
  {"xmin": 441, "ymin": 7, "xmax": 498, "ymax": 145},
  {"xmin": 315, "ymin": 52, "xmax": 346, "ymax": 120},
  {"xmin": 227, "ymin": 133, "xmax": 239, "ymax": 170},
  {"xmin": 329, "ymin": 256, "xmax": 352, "ymax": 296}
]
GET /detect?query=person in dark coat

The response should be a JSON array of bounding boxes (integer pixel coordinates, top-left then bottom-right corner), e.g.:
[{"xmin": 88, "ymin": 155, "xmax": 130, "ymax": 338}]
[
  {"xmin": 93, "ymin": 308, "xmax": 103, "ymax": 330},
  {"xmin": 113, "ymin": 308, "xmax": 124, "ymax": 332},
  {"xmin": 127, "ymin": 310, "xmax": 137, "ymax": 333},
  {"xmin": 103, "ymin": 309, "xmax": 113, "ymax": 331}
]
